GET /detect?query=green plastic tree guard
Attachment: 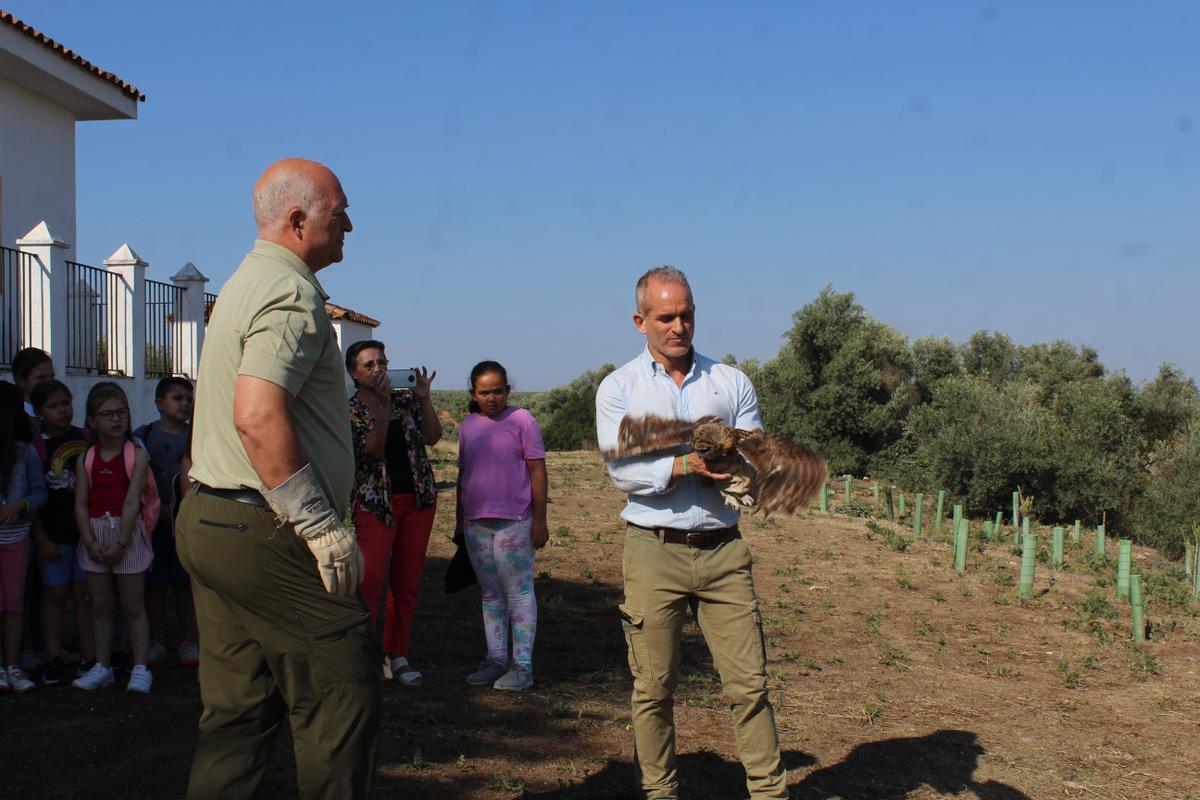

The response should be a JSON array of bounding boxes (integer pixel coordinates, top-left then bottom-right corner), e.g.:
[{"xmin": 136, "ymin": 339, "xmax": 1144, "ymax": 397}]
[
  {"xmin": 993, "ymin": 511, "xmax": 1003, "ymax": 537},
  {"xmin": 913, "ymin": 494, "xmax": 924, "ymax": 538},
  {"xmin": 819, "ymin": 484, "xmax": 828, "ymax": 512},
  {"xmin": 954, "ymin": 518, "xmax": 968, "ymax": 571},
  {"xmin": 1022, "ymin": 516, "xmax": 1030, "ymax": 542},
  {"xmin": 885, "ymin": 487, "xmax": 895, "ymax": 521},
  {"xmin": 1117, "ymin": 540, "xmax": 1133, "ymax": 601},
  {"xmin": 1052, "ymin": 526, "xmax": 1064, "ymax": 569},
  {"xmin": 1095, "ymin": 523, "xmax": 1105, "ymax": 559},
  {"xmin": 1130, "ymin": 573, "xmax": 1145, "ymax": 644},
  {"xmin": 899, "ymin": 493, "xmax": 906, "ymax": 518},
  {"xmin": 1012, "ymin": 490, "xmax": 1020, "ymax": 530},
  {"xmin": 983, "ymin": 520, "xmax": 992, "ymax": 540},
  {"xmin": 935, "ymin": 491, "xmax": 945, "ymax": 532},
  {"xmin": 844, "ymin": 475, "xmax": 852, "ymax": 505},
  {"xmin": 872, "ymin": 482, "xmax": 879, "ymax": 501},
  {"xmin": 1019, "ymin": 533, "xmax": 1037, "ymax": 599},
  {"xmin": 1072, "ymin": 520, "xmax": 1081, "ymax": 544},
  {"xmin": 953, "ymin": 504, "xmax": 963, "ymax": 534},
  {"xmin": 1186, "ymin": 539, "xmax": 1194, "ymax": 579}
]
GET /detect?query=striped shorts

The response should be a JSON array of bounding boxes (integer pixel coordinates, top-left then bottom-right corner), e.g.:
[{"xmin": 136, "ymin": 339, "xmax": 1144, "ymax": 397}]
[{"xmin": 77, "ymin": 516, "xmax": 153, "ymax": 575}]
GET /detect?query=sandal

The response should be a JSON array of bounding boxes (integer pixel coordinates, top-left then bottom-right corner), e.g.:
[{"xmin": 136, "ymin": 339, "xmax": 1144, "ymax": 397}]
[{"xmin": 387, "ymin": 655, "xmax": 423, "ymax": 686}]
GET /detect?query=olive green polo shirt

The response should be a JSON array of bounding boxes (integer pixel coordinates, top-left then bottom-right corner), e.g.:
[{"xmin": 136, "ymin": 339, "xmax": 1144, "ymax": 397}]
[{"xmin": 190, "ymin": 239, "xmax": 354, "ymax": 516}]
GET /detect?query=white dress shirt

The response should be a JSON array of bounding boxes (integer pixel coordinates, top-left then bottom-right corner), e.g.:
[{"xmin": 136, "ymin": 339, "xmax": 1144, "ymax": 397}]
[{"xmin": 595, "ymin": 347, "xmax": 763, "ymax": 531}]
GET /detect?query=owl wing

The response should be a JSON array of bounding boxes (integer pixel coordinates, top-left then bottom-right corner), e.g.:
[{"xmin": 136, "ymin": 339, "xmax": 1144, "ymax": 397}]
[
  {"xmin": 602, "ymin": 414, "xmax": 723, "ymax": 461},
  {"xmin": 735, "ymin": 432, "xmax": 828, "ymax": 516}
]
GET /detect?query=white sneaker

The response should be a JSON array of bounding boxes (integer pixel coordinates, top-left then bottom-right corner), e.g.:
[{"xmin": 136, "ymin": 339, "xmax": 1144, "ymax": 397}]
[
  {"xmin": 466, "ymin": 660, "xmax": 509, "ymax": 686},
  {"xmin": 126, "ymin": 665, "xmax": 153, "ymax": 694},
  {"xmin": 0, "ymin": 666, "xmax": 9, "ymax": 692},
  {"xmin": 5, "ymin": 666, "xmax": 35, "ymax": 693},
  {"xmin": 387, "ymin": 656, "xmax": 423, "ymax": 686},
  {"xmin": 146, "ymin": 641, "xmax": 166, "ymax": 667},
  {"xmin": 72, "ymin": 662, "xmax": 115, "ymax": 690}
]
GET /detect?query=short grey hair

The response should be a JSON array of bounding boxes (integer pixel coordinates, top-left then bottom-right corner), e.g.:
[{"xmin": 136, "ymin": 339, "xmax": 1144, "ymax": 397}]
[
  {"xmin": 635, "ymin": 265, "xmax": 691, "ymax": 312},
  {"xmin": 252, "ymin": 169, "xmax": 323, "ymax": 232}
]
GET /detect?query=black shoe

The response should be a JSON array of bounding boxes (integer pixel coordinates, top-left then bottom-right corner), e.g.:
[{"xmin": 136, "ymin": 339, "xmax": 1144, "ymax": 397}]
[{"xmin": 41, "ymin": 656, "xmax": 72, "ymax": 686}]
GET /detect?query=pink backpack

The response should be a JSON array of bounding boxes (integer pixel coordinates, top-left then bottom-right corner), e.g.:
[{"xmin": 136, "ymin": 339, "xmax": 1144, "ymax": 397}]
[{"xmin": 83, "ymin": 441, "xmax": 161, "ymax": 533}]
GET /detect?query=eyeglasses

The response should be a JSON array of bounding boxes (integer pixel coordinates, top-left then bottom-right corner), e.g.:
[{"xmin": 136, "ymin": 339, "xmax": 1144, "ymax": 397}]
[
  {"xmin": 360, "ymin": 358, "xmax": 389, "ymax": 370},
  {"xmin": 94, "ymin": 408, "xmax": 129, "ymax": 421}
]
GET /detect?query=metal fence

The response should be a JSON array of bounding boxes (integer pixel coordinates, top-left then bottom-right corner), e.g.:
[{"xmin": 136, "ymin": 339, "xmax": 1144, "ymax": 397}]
[
  {"xmin": 0, "ymin": 246, "xmax": 40, "ymax": 369},
  {"xmin": 204, "ymin": 291, "xmax": 218, "ymax": 323},
  {"xmin": 65, "ymin": 260, "xmax": 129, "ymax": 375},
  {"xmin": 145, "ymin": 278, "xmax": 185, "ymax": 378}
]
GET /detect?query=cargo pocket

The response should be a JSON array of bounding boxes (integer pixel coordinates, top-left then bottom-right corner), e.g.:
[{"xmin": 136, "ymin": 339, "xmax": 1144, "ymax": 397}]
[
  {"xmin": 751, "ymin": 606, "xmax": 768, "ymax": 673},
  {"xmin": 619, "ymin": 603, "xmax": 650, "ymax": 676},
  {"xmin": 301, "ymin": 611, "xmax": 376, "ymax": 685}
]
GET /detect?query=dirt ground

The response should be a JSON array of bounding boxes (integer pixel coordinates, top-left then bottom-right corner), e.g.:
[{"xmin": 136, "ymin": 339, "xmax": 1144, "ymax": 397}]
[{"xmin": 4, "ymin": 450, "xmax": 1199, "ymax": 799}]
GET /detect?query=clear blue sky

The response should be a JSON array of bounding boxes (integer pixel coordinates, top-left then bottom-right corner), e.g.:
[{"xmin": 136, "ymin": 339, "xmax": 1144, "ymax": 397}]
[{"xmin": 8, "ymin": 1, "xmax": 1198, "ymax": 389}]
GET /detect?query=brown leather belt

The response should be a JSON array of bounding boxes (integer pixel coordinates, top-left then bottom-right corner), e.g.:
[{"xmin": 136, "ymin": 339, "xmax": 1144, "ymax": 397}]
[
  {"xmin": 194, "ymin": 482, "xmax": 267, "ymax": 508},
  {"xmin": 628, "ymin": 523, "xmax": 738, "ymax": 549}
]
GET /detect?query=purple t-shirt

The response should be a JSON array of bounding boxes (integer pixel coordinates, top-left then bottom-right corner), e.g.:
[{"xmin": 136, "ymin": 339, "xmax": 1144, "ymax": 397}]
[{"xmin": 458, "ymin": 406, "xmax": 545, "ymax": 521}]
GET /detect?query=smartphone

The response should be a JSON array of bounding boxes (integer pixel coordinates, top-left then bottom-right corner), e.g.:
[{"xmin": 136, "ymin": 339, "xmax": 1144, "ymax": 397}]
[{"xmin": 388, "ymin": 368, "xmax": 417, "ymax": 389}]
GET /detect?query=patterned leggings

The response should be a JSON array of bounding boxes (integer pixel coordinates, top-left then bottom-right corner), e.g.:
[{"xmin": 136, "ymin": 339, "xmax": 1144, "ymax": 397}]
[{"xmin": 464, "ymin": 518, "xmax": 536, "ymax": 669}]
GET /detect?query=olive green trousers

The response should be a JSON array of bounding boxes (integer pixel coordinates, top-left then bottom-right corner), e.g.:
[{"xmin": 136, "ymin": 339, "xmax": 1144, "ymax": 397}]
[
  {"xmin": 619, "ymin": 525, "xmax": 788, "ymax": 800},
  {"xmin": 176, "ymin": 487, "xmax": 381, "ymax": 799}
]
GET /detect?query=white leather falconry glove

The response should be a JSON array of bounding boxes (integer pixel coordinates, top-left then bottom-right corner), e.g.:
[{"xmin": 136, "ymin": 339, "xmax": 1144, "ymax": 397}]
[{"xmin": 261, "ymin": 464, "xmax": 363, "ymax": 596}]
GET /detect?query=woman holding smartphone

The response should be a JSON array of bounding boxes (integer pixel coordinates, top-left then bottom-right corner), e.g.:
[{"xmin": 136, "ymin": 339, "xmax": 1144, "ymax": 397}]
[{"xmin": 346, "ymin": 340, "xmax": 441, "ymax": 686}]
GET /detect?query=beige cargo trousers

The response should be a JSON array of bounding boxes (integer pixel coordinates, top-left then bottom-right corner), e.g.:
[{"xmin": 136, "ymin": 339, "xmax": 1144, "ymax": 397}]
[{"xmin": 619, "ymin": 524, "xmax": 788, "ymax": 799}]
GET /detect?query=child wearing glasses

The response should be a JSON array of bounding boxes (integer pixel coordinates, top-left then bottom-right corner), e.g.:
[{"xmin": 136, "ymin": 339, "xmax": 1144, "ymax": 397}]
[{"xmin": 72, "ymin": 382, "xmax": 155, "ymax": 693}]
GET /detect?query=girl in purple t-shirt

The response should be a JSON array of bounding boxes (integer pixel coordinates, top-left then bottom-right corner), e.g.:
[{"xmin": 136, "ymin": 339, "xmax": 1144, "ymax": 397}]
[{"xmin": 456, "ymin": 361, "xmax": 548, "ymax": 692}]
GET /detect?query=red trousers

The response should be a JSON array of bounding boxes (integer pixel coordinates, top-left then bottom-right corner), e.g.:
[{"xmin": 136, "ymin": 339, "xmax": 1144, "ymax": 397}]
[{"xmin": 354, "ymin": 494, "xmax": 436, "ymax": 656}]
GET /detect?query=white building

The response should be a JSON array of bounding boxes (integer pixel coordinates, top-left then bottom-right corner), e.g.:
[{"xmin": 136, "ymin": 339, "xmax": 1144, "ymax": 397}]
[{"xmin": 0, "ymin": 11, "xmax": 143, "ymax": 251}]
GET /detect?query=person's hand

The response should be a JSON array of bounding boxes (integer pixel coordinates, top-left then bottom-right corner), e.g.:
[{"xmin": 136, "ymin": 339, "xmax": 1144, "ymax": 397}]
[
  {"xmin": 304, "ymin": 524, "xmax": 364, "ymax": 595},
  {"xmin": 673, "ymin": 453, "xmax": 731, "ymax": 482},
  {"xmin": 412, "ymin": 366, "xmax": 437, "ymax": 401},
  {"xmin": 101, "ymin": 541, "xmax": 125, "ymax": 564},
  {"xmin": 530, "ymin": 517, "xmax": 549, "ymax": 550},
  {"xmin": 0, "ymin": 500, "xmax": 23, "ymax": 525},
  {"xmin": 37, "ymin": 538, "xmax": 63, "ymax": 561},
  {"xmin": 361, "ymin": 369, "xmax": 392, "ymax": 415}
]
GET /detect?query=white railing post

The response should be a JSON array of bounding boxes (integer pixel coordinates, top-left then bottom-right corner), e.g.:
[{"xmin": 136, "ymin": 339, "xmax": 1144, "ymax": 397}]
[
  {"xmin": 103, "ymin": 244, "xmax": 147, "ymax": 378},
  {"xmin": 15, "ymin": 221, "xmax": 69, "ymax": 361},
  {"xmin": 171, "ymin": 262, "xmax": 209, "ymax": 380}
]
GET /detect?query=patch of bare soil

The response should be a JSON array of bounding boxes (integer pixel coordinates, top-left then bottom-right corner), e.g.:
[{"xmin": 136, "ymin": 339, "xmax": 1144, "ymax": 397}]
[{"xmin": 3, "ymin": 453, "xmax": 1199, "ymax": 799}]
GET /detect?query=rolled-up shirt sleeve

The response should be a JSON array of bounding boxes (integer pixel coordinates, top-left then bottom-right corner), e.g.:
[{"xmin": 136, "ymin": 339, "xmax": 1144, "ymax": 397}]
[
  {"xmin": 596, "ymin": 375, "xmax": 675, "ymax": 496},
  {"xmin": 734, "ymin": 372, "xmax": 763, "ymax": 432},
  {"xmin": 238, "ymin": 290, "xmax": 320, "ymax": 396}
]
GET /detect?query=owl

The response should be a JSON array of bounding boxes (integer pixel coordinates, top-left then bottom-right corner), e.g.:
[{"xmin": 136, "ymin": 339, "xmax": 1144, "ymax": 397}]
[{"xmin": 602, "ymin": 414, "xmax": 828, "ymax": 516}]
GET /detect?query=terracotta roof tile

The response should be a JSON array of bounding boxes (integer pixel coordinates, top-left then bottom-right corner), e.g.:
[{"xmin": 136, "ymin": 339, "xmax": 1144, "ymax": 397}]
[
  {"xmin": 325, "ymin": 303, "xmax": 381, "ymax": 328},
  {"xmin": 1, "ymin": 10, "xmax": 145, "ymax": 101}
]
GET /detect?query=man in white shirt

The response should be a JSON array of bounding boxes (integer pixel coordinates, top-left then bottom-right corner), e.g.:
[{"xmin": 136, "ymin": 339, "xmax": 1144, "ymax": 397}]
[{"xmin": 596, "ymin": 266, "xmax": 788, "ymax": 800}]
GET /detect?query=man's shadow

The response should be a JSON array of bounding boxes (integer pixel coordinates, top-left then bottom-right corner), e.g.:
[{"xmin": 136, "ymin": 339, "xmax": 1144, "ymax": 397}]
[
  {"xmin": 521, "ymin": 731, "xmax": 1029, "ymax": 799},
  {"xmin": 791, "ymin": 729, "xmax": 1031, "ymax": 800}
]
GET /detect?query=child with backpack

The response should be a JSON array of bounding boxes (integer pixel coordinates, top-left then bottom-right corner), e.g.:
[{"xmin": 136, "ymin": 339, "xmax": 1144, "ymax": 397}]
[
  {"xmin": 134, "ymin": 377, "xmax": 197, "ymax": 667},
  {"xmin": 29, "ymin": 380, "xmax": 94, "ymax": 685},
  {"xmin": 72, "ymin": 382, "xmax": 158, "ymax": 693}
]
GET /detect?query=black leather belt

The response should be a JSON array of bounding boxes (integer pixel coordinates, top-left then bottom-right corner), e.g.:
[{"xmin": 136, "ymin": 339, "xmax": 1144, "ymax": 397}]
[
  {"xmin": 194, "ymin": 482, "xmax": 267, "ymax": 508},
  {"xmin": 628, "ymin": 523, "xmax": 738, "ymax": 549}
]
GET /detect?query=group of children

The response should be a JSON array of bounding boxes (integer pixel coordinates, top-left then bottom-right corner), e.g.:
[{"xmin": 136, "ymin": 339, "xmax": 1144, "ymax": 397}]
[
  {"xmin": 0, "ymin": 348, "xmax": 196, "ymax": 696},
  {"xmin": 1, "ymin": 348, "xmax": 552, "ymax": 697}
]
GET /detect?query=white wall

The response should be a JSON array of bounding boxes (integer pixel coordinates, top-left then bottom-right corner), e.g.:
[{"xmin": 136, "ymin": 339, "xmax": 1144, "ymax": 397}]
[{"xmin": 0, "ymin": 77, "xmax": 76, "ymax": 252}]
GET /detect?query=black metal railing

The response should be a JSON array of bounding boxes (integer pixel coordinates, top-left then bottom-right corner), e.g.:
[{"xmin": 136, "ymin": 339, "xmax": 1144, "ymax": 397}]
[
  {"xmin": 204, "ymin": 291, "xmax": 218, "ymax": 323},
  {"xmin": 0, "ymin": 246, "xmax": 40, "ymax": 369},
  {"xmin": 145, "ymin": 278, "xmax": 185, "ymax": 378},
  {"xmin": 65, "ymin": 260, "xmax": 129, "ymax": 375}
]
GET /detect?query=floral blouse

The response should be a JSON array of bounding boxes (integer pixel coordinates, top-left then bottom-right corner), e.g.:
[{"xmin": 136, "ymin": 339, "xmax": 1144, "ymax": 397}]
[{"xmin": 349, "ymin": 390, "xmax": 438, "ymax": 524}]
